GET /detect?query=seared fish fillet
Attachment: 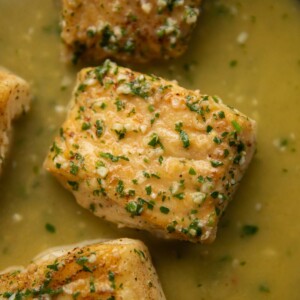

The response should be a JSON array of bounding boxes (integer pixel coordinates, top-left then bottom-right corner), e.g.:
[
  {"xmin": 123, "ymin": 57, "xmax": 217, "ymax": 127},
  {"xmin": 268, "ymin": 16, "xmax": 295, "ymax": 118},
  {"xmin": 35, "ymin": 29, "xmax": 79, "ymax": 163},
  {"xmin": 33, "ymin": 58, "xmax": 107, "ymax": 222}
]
[
  {"xmin": 0, "ymin": 69, "xmax": 31, "ymax": 174},
  {"xmin": 44, "ymin": 60, "xmax": 256, "ymax": 243},
  {"xmin": 61, "ymin": 0, "xmax": 201, "ymax": 63},
  {"xmin": 0, "ymin": 238, "xmax": 165, "ymax": 300}
]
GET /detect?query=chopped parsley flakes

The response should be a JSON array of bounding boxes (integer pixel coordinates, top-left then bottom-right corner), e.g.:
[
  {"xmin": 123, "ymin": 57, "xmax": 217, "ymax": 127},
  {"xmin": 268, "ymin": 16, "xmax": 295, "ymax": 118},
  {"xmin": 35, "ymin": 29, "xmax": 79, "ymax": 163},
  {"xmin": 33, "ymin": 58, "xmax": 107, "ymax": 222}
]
[
  {"xmin": 175, "ymin": 122, "xmax": 190, "ymax": 148},
  {"xmin": 100, "ymin": 152, "xmax": 129, "ymax": 162}
]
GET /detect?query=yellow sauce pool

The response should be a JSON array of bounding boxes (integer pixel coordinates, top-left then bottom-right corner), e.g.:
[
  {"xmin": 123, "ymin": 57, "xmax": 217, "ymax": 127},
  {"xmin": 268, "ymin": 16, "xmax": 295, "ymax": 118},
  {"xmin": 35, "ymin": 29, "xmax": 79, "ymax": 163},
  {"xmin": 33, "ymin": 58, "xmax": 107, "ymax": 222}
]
[{"xmin": 0, "ymin": 0, "xmax": 300, "ymax": 299}]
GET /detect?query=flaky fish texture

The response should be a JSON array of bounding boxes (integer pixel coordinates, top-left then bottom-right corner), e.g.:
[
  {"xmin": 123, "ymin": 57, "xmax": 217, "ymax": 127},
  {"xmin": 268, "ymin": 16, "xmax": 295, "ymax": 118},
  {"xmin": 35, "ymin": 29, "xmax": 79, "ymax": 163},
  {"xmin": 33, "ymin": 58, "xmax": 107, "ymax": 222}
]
[
  {"xmin": 0, "ymin": 68, "xmax": 31, "ymax": 174},
  {"xmin": 0, "ymin": 238, "xmax": 165, "ymax": 300},
  {"xmin": 44, "ymin": 60, "xmax": 256, "ymax": 243},
  {"xmin": 61, "ymin": 0, "xmax": 202, "ymax": 63}
]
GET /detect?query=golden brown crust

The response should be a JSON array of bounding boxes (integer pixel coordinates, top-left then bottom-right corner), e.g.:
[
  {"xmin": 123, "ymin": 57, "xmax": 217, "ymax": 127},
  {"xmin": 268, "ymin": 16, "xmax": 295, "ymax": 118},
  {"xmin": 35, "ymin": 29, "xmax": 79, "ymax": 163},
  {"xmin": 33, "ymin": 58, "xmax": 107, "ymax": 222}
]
[
  {"xmin": 61, "ymin": 0, "xmax": 202, "ymax": 63},
  {"xmin": 0, "ymin": 238, "xmax": 166, "ymax": 300},
  {"xmin": 44, "ymin": 60, "xmax": 256, "ymax": 243},
  {"xmin": 0, "ymin": 69, "xmax": 31, "ymax": 174}
]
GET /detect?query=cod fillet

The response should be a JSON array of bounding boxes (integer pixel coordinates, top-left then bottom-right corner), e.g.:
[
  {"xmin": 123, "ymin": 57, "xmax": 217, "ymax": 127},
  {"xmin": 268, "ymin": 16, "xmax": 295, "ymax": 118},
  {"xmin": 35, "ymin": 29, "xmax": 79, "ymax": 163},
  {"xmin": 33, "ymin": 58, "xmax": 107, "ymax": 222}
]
[
  {"xmin": 61, "ymin": 0, "xmax": 202, "ymax": 63},
  {"xmin": 0, "ymin": 238, "xmax": 165, "ymax": 300},
  {"xmin": 44, "ymin": 60, "xmax": 256, "ymax": 243},
  {"xmin": 0, "ymin": 68, "xmax": 31, "ymax": 174}
]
